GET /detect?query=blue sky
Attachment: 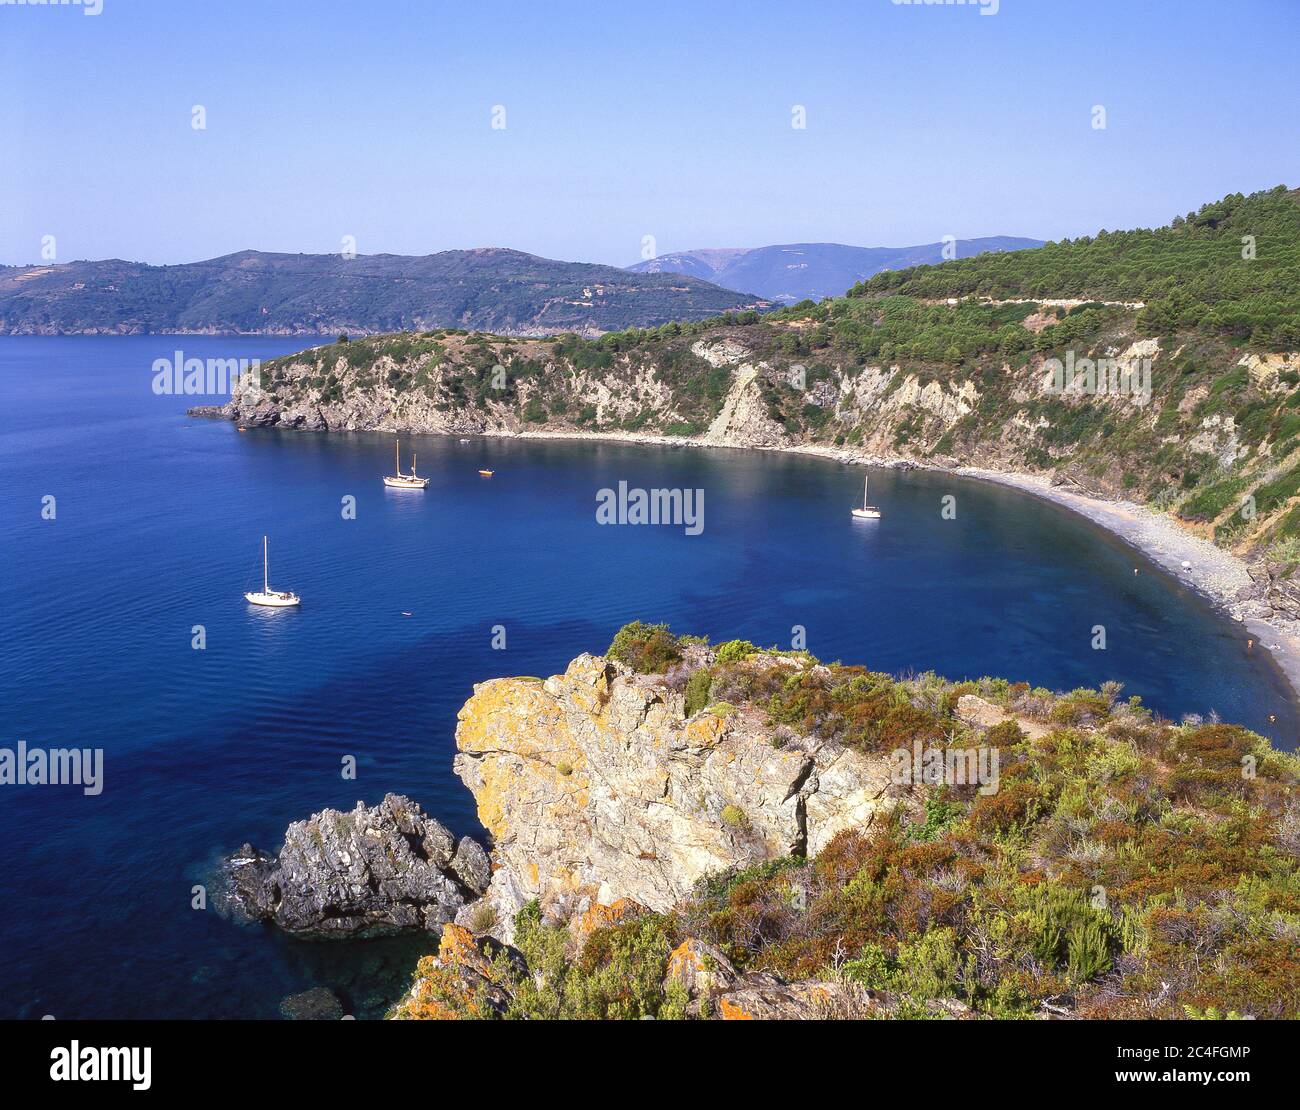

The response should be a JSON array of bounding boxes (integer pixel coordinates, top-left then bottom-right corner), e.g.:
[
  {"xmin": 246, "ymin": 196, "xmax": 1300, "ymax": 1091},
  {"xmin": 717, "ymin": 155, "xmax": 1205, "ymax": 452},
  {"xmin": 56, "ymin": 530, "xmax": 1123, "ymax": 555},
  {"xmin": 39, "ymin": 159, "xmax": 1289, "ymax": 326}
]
[{"xmin": 1, "ymin": 0, "xmax": 1297, "ymax": 267}]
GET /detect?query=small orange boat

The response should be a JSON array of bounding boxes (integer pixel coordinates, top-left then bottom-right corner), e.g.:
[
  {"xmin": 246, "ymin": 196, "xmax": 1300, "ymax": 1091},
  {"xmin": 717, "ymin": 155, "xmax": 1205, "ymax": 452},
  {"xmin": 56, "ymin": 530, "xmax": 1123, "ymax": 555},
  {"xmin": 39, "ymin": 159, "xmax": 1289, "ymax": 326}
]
[{"xmin": 478, "ymin": 468, "xmax": 494, "ymax": 477}]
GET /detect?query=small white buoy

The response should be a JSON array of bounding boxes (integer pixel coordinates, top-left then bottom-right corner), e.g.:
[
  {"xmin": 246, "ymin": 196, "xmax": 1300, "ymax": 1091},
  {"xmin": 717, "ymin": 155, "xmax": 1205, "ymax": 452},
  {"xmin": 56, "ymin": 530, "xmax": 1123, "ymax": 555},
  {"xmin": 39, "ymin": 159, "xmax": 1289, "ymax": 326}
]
[{"xmin": 1181, "ymin": 560, "xmax": 1192, "ymax": 570}]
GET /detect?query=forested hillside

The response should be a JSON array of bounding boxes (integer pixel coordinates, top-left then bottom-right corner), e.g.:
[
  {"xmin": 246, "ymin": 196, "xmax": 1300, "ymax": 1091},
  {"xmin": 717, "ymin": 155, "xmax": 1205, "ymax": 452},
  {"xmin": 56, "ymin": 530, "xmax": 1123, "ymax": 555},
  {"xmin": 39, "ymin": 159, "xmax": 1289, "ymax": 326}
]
[
  {"xmin": 0, "ymin": 248, "xmax": 767, "ymax": 336},
  {"xmin": 212, "ymin": 188, "xmax": 1300, "ymax": 566},
  {"xmin": 859, "ymin": 186, "xmax": 1300, "ymax": 349}
]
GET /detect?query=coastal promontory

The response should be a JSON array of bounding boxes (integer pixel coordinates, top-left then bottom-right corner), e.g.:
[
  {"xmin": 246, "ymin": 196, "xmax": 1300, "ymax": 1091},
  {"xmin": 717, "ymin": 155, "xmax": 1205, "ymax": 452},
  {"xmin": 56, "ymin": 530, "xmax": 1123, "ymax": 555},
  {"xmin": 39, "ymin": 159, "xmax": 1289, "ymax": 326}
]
[{"xmin": 224, "ymin": 623, "xmax": 1300, "ymax": 1020}]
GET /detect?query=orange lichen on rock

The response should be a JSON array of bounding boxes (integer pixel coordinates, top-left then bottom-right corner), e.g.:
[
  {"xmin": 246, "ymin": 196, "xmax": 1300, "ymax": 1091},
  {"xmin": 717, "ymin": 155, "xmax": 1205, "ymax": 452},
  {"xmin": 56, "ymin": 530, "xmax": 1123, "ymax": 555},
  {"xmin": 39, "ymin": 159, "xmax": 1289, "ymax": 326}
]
[
  {"xmin": 389, "ymin": 923, "xmax": 518, "ymax": 1020},
  {"xmin": 572, "ymin": 897, "xmax": 646, "ymax": 941},
  {"xmin": 667, "ymin": 939, "xmax": 707, "ymax": 978},
  {"xmin": 438, "ymin": 923, "xmax": 487, "ymax": 972},
  {"xmin": 718, "ymin": 996, "xmax": 756, "ymax": 1020},
  {"xmin": 665, "ymin": 937, "xmax": 738, "ymax": 1000},
  {"xmin": 684, "ymin": 712, "xmax": 727, "ymax": 747}
]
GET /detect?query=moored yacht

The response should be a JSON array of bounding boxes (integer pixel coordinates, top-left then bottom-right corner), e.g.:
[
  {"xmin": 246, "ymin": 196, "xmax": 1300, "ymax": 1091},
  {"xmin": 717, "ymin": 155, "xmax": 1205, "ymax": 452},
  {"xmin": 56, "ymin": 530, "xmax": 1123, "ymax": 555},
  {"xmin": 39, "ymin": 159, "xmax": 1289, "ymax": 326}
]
[
  {"xmin": 244, "ymin": 535, "xmax": 301, "ymax": 607},
  {"xmin": 383, "ymin": 439, "xmax": 430, "ymax": 489},
  {"xmin": 851, "ymin": 474, "xmax": 882, "ymax": 520}
]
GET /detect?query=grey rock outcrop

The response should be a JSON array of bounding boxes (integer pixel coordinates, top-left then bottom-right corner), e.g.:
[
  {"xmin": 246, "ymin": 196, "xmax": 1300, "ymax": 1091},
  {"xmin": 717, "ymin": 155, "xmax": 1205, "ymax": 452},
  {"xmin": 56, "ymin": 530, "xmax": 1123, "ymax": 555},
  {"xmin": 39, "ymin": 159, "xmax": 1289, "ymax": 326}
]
[
  {"xmin": 1249, "ymin": 561, "xmax": 1300, "ymax": 620},
  {"xmin": 450, "ymin": 836, "xmax": 492, "ymax": 895},
  {"xmin": 223, "ymin": 793, "xmax": 487, "ymax": 938}
]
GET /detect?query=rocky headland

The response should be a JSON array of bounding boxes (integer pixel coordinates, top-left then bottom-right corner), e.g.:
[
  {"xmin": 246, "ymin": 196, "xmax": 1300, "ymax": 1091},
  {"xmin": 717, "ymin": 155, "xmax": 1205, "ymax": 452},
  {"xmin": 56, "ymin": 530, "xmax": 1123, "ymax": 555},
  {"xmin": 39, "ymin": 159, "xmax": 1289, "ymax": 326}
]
[{"xmin": 223, "ymin": 625, "xmax": 1300, "ymax": 1020}]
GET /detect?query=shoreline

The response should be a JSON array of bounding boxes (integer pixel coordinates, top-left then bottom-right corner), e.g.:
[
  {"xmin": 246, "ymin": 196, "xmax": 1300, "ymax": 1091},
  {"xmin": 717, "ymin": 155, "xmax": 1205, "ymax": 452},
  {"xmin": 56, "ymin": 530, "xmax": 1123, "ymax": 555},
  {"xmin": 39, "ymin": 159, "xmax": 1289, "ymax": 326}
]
[
  {"xmin": 492, "ymin": 425, "xmax": 1300, "ymax": 712},
  {"xmin": 951, "ymin": 467, "xmax": 1300, "ymax": 701},
  {"xmin": 192, "ymin": 407, "xmax": 1300, "ymax": 719}
]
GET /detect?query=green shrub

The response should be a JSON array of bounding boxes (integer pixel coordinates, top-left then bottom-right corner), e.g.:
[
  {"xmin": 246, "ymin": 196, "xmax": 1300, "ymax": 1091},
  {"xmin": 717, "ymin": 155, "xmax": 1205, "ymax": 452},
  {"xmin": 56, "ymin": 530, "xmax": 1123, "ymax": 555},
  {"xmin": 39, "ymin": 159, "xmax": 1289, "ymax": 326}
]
[
  {"xmin": 1176, "ymin": 475, "xmax": 1250, "ymax": 523},
  {"xmin": 1067, "ymin": 918, "xmax": 1114, "ymax": 982},
  {"xmin": 1024, "ymin": 885, "xmax": 1118, "ymax": 983},
  {"xmin": 684, "ymin": 669, "xmax": 713, "ymax": 716},
  {"xmin": 893, "ymin": 927, "xmax": 964, "ymax": 1000},
  {"xmin": 606, "ymin": 621, "xmax": 682, "ymax": 674},
  {"xmin": 720, "ymin": 804, "xmax": 748, "ymax": 830},
  {"xmin": 508, "ymin": 904, "xmax": 679, "ymax": 1020},
  {"xmin": 841, "ymin": 942, "xmax": 892, "ymax": 990},
  {"xmin": 1254, "ymin": 464, "xmax": 1300, "ymax": 516},
  {"xmin": 714, "ymin": 639, "xmax": 758, "ymax": 664},
  {"xmin": 910, "ymin": 794, "xmax": 964, "ymax": 842}
]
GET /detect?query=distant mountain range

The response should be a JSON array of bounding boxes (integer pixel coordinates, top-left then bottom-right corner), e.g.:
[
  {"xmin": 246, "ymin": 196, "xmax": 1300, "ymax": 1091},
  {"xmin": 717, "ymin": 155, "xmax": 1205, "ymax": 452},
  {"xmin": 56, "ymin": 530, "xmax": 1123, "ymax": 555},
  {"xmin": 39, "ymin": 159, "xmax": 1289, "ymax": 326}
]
[
  {"xmin": 0, "ymin": 249, "xmax": 769, "ymax": 337},
  {"xmin": 626, "ymin": 238, "xmax": 1045, "ymax": 303}
]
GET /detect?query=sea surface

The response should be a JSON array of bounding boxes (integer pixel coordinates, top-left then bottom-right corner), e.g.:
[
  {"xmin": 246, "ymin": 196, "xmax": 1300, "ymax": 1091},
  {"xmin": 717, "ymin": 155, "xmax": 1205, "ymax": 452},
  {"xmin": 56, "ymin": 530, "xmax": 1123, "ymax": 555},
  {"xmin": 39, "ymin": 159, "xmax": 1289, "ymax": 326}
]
[{"xmin": 0, "ymin": 335, "xmax": 1294, "ymax": 1019}]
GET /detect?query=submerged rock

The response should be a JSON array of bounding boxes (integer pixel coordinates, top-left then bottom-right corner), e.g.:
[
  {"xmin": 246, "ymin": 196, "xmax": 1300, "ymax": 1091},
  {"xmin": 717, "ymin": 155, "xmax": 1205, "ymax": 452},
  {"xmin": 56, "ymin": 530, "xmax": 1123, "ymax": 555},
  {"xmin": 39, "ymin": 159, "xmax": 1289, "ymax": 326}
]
[
  {"xmin": 279, "ymin": 986, "xmax": 345, "ymax": 1020},
  {"xmin": 223, "ymin": 843, "xmax": 277, "ymax": 919},
  {"xmin": 222, "ymin": 794, "xmax": 488, "ymax": 939}
]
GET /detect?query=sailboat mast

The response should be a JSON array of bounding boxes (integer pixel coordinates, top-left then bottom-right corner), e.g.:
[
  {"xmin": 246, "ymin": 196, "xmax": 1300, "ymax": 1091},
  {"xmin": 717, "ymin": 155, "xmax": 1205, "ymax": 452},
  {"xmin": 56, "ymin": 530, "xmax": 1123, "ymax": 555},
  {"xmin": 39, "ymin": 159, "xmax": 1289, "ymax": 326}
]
[
  {"xmin": 263, "ymin": 535, "xmax": 269, "ymax": 593},
  {"xmin": 395, "ymin": 439, "xmax": 400, "ymax": 474}
]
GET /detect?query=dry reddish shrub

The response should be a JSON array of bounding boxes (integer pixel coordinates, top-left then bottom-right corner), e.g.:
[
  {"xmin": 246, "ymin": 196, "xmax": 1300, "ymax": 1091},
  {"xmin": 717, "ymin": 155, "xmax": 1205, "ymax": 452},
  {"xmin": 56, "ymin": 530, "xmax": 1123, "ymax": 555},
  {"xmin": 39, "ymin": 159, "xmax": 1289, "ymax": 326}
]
[{"xmin": 970, "ymin": 780, "xmax": 1044, "ymax": 834}]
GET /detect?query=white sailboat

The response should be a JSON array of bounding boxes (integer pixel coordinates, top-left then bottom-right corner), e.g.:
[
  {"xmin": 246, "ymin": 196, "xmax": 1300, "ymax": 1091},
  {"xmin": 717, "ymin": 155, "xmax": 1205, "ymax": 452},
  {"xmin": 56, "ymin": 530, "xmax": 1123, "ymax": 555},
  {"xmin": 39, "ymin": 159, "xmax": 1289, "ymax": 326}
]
[
  {"xmin": 244, "ymin": 535, "xmax": 301, "ymax": 607},
  {"xmin": 851, "ymin": 474, "xmax": 882, "ymax": 520},
  {"xmin": 383, "ymin": 439, "xmax": 429, "ymax": 489}
]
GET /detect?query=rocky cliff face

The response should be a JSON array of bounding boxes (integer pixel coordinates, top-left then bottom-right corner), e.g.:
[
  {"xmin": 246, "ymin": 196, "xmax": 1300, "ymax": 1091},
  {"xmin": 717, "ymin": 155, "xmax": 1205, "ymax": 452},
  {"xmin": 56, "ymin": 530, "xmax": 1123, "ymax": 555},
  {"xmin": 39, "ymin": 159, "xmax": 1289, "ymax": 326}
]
[
  {"xmin": 207, "ymin": 330, "xmax": 986, "ymax": 459},
  {"xmin": 452, "ymin": 652, "xmax": 904, "ymax": 940}
]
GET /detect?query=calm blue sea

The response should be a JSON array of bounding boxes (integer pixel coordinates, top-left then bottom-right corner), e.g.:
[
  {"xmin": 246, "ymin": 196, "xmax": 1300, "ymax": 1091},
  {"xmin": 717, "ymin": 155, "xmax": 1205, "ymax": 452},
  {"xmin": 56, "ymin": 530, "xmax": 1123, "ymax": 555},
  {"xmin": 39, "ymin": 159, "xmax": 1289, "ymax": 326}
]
[{"xmin": 0, "ymin": 335, "xmax": 1293, "ymax": 1018}]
